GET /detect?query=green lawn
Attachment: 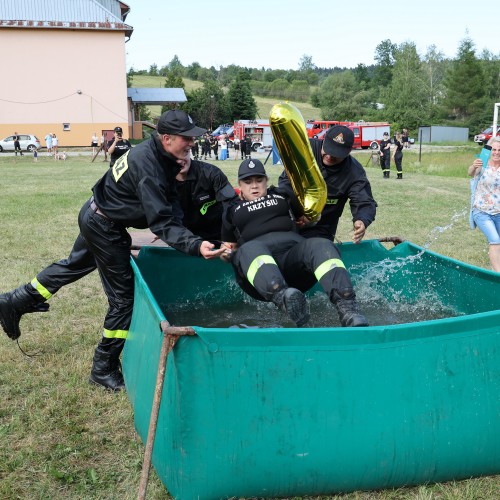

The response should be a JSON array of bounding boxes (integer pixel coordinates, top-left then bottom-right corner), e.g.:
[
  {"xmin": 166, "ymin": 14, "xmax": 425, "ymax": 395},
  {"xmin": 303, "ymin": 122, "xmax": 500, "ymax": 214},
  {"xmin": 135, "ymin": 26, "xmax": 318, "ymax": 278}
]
[{"xmin": 0, "ymin": 149, "xmax": 498, "ymax": 499}]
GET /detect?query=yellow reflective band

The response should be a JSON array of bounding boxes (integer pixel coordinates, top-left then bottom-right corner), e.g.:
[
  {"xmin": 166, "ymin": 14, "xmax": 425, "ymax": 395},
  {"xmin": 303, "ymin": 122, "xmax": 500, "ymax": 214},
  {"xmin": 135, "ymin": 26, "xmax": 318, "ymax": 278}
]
[
  {"xmin": 247, "ymin": 255, "xmax": 277, "ymax": 287},
  {"xmin": 103, "ymin": 328, "xmax": 128, "ymax": 339},
  {"xmin": 112, "ymin": 150, "xmax": 130, "ymax": 182},
  {"xmin": 31, "ymin": 278, "xmax": 52, "ymax": 300},
  {"xmin": 314, "ymin": 259, "xmax": 345, "ymax": 281},
  {"xmin": 325, "ymin": 198, "xmax": 339, "ymax": 205}
]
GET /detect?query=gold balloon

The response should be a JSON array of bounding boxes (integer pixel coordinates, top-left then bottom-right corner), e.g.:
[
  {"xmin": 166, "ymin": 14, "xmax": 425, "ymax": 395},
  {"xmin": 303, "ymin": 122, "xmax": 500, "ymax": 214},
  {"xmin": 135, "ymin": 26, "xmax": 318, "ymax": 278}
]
[{"xmin": 270, "ymin": 102, "xmax": 327, "ymax": 222}]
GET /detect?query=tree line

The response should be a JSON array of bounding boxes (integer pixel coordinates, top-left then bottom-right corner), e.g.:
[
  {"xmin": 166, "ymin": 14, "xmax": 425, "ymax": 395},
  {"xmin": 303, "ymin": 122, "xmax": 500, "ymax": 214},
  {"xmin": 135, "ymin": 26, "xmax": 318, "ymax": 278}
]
[{"xmin": 128, "ymin": 37, "xmax": 500, "ymax": 137}]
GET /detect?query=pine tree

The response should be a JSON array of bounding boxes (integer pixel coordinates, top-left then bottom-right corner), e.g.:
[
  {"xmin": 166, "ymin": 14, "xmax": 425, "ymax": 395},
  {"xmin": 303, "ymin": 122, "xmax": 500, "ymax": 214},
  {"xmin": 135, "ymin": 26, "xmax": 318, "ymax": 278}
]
[
  {"xmin": 442, "ymin": 37, "xmax": 485, "ymax": 122},
  {"xmin": 227, "ymin": 74, "xmax": 258, "ymax": 120}
]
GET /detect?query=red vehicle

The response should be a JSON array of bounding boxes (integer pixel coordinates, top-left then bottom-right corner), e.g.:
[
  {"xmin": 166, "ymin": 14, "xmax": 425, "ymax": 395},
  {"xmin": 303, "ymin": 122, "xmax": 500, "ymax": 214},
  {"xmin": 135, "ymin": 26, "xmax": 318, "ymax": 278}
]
[
  {"xmin": 474, "ymin": 126, "xmax": 500, "ymax": 145},
  {"xmin": 233, "ymin": 120, "xmax": 273, "ymax": 151},
  {"xmin": 348, "ymin": 121, "xmax": 391, "ymax": 149},
  {"xmin": 314, "ymin": 121, "xmax": 391, "ymax": 150},
  {"xmin": 306, "ymin": 120, "xmax": 342, "ymax": 138}
]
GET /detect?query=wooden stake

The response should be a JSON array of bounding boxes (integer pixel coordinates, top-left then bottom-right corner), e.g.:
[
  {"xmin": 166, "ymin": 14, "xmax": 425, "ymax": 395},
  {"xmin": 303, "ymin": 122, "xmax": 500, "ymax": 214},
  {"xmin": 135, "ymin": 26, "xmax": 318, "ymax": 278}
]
[{"xmin": 137, "ymin": 323, "xmax": 195, "ymax": 500}]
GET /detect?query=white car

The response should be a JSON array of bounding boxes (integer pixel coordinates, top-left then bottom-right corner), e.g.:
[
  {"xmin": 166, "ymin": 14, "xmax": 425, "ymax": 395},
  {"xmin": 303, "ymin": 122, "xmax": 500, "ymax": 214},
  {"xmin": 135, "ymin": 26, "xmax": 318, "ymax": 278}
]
[{"xmin": 0, "ymin": 134, "xmax": 41, "ymax": 152}]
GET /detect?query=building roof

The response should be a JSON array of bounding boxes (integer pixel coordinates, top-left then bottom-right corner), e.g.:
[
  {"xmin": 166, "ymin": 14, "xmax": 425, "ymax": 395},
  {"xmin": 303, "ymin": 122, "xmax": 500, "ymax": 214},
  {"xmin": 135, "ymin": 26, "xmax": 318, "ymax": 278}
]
[
  {"xmin": 0, "ymin": 0, "xmax": 133, "ymax": 38},
  {"xmin": 127, "ymin": 88, "xmax": 188, "ymax": 105}
]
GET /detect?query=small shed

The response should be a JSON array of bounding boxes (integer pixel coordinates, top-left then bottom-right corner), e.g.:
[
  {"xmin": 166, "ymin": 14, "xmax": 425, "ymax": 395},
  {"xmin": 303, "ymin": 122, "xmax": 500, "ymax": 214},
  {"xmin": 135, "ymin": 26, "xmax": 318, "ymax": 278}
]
[{"xmin": 418, "ymin": 126, "xmax": 469, "ymax": 143}]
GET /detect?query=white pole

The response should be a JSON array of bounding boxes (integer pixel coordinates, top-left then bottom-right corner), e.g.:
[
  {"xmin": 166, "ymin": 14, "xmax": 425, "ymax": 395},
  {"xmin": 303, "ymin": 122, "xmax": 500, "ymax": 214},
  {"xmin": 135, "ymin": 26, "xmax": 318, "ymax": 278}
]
[{"xmin": 493, "ymin": 103, "xmax": 500, "ymax": 137}]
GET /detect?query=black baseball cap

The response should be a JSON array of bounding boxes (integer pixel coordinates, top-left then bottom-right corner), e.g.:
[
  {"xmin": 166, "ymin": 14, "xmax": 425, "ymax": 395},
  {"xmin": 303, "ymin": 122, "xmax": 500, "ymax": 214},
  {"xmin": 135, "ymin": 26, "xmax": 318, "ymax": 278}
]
[
  {"xmin": 157, "ymin": 110, "xmax": 206, "ymax": 137},
  {"xmin": 238, "ymin": 159, "xmax": 267, "ymax": 180},
  {"xmin": 323, "ymin": 125, "xmax": 354, "ymax": 158},
  {"xmin": 114, "ymin": 126, "xmax": 123, "ymax": 133}
]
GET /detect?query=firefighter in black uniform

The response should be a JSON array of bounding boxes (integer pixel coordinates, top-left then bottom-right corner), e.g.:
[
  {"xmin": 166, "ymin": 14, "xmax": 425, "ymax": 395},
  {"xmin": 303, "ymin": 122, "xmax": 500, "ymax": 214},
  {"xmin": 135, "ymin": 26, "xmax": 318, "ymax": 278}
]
[
  {"xmin": 0, "ymin": 110, "xmax": 227, "ymax": 392},
  {"xmin": 202, "ymin": 133, "xmax": 212, "ymax": 159},
  {"xmin": 221, "ymin": 159, "xmax": 368, "ymax": 328},
  {"xmin": 392, "ymin": 132, "xmax": 403, "ymax": 179},
  {"xmin": 379, "ymin": 131, "xmax": 392, "ymax": 178},
  {"xmin": 279, "ymin": 125, "xmax": 376, "ymax": 244},
  {"xmin": 244, "ymin": 134, "xmax": 252, "ymax": 159},
  {"xmin": 211, "ymin": 136, "xmax": 219, "ymax": 160},
  {"xmin": 174, "ymin": 156, "xmax": 237, "ymax": 242},
  {"xmin": 107, "ymin": 126, "xmax": 132, "ymax": 168},
  {"xmin": 191, "ymin": 137, "xmax": 200, "ymax": 160}
]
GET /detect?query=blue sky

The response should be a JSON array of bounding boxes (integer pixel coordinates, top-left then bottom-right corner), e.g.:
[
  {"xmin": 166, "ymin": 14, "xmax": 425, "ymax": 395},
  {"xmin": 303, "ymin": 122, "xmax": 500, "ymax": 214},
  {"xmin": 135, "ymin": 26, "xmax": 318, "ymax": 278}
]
[{"xmin": 123, "ymin": 0, "xmax": 499, "ymax": 71}]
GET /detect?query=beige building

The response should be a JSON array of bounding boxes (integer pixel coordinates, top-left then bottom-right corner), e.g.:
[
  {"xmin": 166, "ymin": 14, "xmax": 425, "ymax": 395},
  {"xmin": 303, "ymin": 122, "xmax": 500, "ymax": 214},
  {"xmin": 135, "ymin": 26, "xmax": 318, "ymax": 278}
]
[{"xmin": 0, "ymin": 0, "xmax": 133, "ymax": 147}]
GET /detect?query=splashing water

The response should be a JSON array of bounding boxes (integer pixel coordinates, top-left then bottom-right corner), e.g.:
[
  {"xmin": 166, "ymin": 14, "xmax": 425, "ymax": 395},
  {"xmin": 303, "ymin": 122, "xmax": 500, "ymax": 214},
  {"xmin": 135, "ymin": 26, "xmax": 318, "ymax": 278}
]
[
  {"xmin": 422, "ymin": 208, "xmax": 468, "ymax": 249},
  {"xmin": 162, "ymin": 257, "xmax": 462, "ymax": 328}
]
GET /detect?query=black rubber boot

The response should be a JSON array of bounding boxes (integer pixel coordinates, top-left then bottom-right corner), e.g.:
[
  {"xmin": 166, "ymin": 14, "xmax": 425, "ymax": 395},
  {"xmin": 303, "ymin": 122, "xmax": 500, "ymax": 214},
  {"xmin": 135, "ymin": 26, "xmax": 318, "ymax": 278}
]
[
  {"xmin": 331, "ymin": 289, "xmax": 369, "ymax": 327},
  {"xmin": 272, "ymin": 287, "xmax": 310, "ymax": 327},
  {"xmin": 397, "ymin": 173, "xmax": 403, "ymax": 179},
  {"xmin": 0, "ymin": 284, "xmax": 49, "ymax": 340},
  {"xmin": 89, "ymin": 340, "xmax": 125, "ymax": 392}
]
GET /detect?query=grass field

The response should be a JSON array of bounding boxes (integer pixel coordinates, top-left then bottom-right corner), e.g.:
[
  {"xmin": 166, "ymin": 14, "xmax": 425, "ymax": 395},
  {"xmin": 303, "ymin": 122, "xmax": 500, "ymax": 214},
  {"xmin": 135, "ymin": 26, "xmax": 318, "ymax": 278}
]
[{"xmin": 0, "ymin": 147, "xmax": 498, "ymax": 499}]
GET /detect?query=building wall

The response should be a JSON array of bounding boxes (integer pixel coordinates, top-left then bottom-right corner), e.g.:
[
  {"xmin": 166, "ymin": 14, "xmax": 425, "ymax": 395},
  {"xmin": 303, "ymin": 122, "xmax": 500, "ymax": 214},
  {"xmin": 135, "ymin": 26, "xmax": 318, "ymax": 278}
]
[
  {"xmin": 418, "ymin": 126, "xmax": 469, "ymax": 143},
  {"xmin": 0, "ymin": 28, "xmax": 129, "ymax": 146}
]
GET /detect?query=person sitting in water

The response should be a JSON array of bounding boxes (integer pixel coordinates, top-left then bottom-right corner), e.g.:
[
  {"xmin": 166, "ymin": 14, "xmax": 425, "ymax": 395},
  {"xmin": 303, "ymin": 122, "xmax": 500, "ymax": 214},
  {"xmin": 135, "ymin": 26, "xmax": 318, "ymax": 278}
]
[{"xmin": 220, "ymin": 159, "xmax": 368, "ymax": 328}]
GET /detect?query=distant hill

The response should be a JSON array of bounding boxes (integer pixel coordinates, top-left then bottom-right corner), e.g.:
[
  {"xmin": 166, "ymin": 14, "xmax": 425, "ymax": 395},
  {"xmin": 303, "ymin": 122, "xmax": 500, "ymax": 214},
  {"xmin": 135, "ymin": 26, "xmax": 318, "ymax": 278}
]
[{"xmin": 130, "ymin": 75, "xmax": 321, "ymax": 122}]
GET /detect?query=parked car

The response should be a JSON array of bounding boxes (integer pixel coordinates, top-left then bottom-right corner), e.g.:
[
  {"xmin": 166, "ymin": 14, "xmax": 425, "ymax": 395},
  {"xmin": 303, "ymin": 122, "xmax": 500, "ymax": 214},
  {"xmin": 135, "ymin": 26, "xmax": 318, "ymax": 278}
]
[
  {"xmin": 0, "ymin": 134, "xmax": 41, "ymax": 152},
  {"xmin": 474, "ymin": 126, "xmax": 500, "ymax": 145}
]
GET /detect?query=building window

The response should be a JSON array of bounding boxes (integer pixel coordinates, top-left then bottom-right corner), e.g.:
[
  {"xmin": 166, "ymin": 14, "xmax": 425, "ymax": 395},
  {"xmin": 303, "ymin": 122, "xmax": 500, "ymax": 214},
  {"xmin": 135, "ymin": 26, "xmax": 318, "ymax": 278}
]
[{"xmin": 63, "ymin": 123, "xmax": 71, "ymax": 131}]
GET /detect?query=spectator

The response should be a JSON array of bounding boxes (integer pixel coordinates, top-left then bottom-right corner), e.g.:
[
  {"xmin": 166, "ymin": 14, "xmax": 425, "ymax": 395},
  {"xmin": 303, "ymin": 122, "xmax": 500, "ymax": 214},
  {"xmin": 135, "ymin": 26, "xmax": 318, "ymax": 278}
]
[
  {"xmin": 219, "ymin": 135, "xmax": 228, "ymax": 160},
  {"xmin": 91, "ymin": 132, "xmax": 99, "ymax": 156},
  {"xmin": 52, "ymin": 134, "xmax": 59, "ymax": 158},
  {"xmin": 13, "ymin": 132, "xmax": 23, "ymax": 156},
  {"xmin": 107, "ymin": 127, "xmax": 132, "ymax": 168},
  {"xmin": 402, "ymin": 128, "xmax": 410, "ymax": 149},
  {"xmin": 45, "ymin": 133, "xmax": 53, "ymax": 156},
  {"xmin": 468, "ymin": 137, "xmax": 500, "ymax": 272}
]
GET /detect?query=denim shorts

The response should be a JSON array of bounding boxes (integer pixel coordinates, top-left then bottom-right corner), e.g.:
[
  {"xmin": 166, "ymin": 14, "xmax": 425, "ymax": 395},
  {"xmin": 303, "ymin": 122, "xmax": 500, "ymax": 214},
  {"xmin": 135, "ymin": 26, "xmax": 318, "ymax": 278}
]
[{"xmin": 472, "ymin": 209, "xmax": 500, "ymax": 244}]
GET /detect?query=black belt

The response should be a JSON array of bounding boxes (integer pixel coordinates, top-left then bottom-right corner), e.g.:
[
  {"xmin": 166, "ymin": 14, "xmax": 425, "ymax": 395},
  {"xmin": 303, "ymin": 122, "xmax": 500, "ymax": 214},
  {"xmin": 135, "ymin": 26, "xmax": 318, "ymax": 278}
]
[{"xmin": 89, "ymin": 197, "xmax": 108, "ymax": 218}]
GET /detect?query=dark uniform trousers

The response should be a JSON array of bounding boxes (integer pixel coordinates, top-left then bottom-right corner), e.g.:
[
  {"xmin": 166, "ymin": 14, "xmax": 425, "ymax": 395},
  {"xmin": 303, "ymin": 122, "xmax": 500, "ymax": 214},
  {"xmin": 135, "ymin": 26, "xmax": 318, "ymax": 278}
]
[
  {"xmin": 31, "ymin": 198, "xmax": 134, "ymax": 347},
  {"xmin": 394, "ymin": 150, "xmax": 403, "ymax": 174},
  {"xmin": 231, "ymin": 232, "xmax": 353, "ymax": 302},
  {"xmin": 381, "ymin": 153, "xmax": 391, "ymax": 176}
]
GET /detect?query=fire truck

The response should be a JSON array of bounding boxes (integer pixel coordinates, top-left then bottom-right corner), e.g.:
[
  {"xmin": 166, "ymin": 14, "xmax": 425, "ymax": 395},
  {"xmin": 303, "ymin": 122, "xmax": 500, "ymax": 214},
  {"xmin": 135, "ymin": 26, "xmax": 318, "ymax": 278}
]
[
  {"xmin": 233, "ymin": 120, "xmax": 273, "ymax": 151},
  {"xmin": 347, "ymin": 121, "xmax": 391, "ymax": 149},
  {"xmin": 305, "ymin": 120, "xmax": 343, "ymax": 138}
]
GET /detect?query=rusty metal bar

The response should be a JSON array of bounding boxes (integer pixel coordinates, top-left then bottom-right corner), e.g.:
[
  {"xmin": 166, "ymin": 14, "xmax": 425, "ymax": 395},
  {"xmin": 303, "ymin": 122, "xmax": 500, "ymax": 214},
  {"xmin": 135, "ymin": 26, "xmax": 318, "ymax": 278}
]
[
  {"xmin": 137, "ymin": 322, "xmax": 196, "ymax": 500},
  {"xmin": 377, "ymin": 236, "xmax": 405, "ymax": 246}
]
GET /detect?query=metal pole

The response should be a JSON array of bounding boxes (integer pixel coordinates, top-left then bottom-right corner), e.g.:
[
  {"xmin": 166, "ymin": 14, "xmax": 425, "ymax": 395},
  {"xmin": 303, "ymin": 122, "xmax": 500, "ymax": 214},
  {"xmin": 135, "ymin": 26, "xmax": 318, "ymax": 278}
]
[{"xmin": 419, "ymin": 128, "xmax": 423, "ymax": 163}]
